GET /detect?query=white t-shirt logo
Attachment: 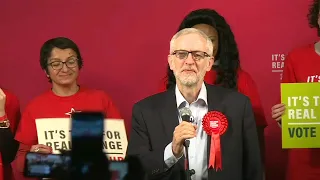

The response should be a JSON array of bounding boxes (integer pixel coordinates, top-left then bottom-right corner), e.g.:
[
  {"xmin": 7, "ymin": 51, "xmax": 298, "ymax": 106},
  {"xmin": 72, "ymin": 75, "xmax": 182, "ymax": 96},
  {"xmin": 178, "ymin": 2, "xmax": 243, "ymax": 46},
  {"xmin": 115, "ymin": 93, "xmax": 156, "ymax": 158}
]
[{"xmin": 65, "ymin": 108, "xmax": 81, "ymax": 116}]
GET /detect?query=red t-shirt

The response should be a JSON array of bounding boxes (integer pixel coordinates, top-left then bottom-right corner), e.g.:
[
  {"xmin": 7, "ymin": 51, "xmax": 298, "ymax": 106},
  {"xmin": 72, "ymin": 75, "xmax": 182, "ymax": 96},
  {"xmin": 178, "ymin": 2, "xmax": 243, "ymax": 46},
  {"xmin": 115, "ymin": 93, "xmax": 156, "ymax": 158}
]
[
  {"xmin": 13, "ymin": 87, "xmax": 121, "ymax": 180},
  {"xmin": 158, "ymin": 68, "xmax": 268, "ymax": 127},
  {"xmin": 1, "ymin": 89, "xmax": 21, "ymax": 180},
  {"xmin": 281, "ymin": 44, "xmax": 320, "ymax": 180}
]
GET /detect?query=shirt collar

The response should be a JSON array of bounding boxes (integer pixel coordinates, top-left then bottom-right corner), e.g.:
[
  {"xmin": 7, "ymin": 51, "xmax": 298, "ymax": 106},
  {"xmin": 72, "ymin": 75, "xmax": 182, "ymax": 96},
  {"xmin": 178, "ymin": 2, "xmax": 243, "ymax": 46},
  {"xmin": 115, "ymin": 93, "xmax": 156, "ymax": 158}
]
[{"xmin": 175, "ymin": 83, "xmax": 208, "ymax": 108}]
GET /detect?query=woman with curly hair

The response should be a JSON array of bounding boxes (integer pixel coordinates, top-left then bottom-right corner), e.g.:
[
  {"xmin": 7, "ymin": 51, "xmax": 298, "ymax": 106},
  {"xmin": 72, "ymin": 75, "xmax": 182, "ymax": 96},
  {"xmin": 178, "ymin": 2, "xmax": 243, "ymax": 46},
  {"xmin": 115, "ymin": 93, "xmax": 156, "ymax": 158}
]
[
  {"xmin": 271, "ymin": 0, "xmax": 320, "ymax": 179},
  {"xmin": 159, "ymin": 8, "xmax": 267, "ymax": 164}
]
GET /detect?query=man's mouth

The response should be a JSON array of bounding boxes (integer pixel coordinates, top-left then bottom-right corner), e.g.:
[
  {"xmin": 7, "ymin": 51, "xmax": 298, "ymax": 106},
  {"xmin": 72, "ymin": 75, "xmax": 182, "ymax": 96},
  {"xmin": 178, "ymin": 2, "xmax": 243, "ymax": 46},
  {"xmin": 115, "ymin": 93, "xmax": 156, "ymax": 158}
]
[{"xmin": 182, "ymin": 69, "xmax": 196, "ymax": 73}]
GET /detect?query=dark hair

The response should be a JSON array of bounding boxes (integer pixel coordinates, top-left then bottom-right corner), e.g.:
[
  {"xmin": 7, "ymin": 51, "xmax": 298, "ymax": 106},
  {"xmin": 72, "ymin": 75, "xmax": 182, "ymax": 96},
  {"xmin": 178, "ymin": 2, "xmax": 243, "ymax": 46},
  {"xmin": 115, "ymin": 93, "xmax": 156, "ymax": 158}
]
[
  {"xmin": 308, "ymin": 0, "xmax": 320, "ymax": 36},
  {"xmin": 165, "ymin": 8, "xmax": 240, "ymax": 89},
  {"xmin": 40, "ymin": 37, "xmax": 83, "ymax": 82}
]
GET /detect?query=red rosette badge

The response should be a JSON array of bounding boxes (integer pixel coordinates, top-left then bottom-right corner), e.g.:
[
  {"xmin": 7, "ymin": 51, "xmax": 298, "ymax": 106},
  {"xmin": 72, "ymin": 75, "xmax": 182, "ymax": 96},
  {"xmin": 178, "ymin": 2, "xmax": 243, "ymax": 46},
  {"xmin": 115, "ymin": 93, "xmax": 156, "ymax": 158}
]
[{"xmin": 202, "ymin": 111, "xmax": 228, "ymax": 171}]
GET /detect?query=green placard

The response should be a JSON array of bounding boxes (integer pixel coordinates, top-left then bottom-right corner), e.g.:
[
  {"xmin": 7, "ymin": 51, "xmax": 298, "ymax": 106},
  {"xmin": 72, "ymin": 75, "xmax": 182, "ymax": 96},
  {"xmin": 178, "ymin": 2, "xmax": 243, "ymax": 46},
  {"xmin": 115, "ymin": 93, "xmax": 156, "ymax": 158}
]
[{"xmin": 281, "ymin": 83, "xmax": 320, "ymax": 148}]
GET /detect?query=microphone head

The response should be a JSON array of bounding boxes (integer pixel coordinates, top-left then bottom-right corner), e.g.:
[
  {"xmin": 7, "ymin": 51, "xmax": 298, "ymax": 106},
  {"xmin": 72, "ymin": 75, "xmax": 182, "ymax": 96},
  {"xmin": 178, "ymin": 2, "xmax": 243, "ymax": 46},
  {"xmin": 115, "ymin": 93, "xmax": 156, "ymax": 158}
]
[{"xmin": 179, "ymin": 107, "xmax": 192, "ymax": 122}]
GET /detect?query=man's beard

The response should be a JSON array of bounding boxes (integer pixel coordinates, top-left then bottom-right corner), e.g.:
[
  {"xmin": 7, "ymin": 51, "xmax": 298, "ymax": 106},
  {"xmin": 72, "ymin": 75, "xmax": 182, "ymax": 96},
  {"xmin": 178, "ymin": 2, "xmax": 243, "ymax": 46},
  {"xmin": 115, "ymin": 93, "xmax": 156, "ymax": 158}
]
[{"xmin": 175, "ymin": 72, "xmax": 200, "ymax": 87}]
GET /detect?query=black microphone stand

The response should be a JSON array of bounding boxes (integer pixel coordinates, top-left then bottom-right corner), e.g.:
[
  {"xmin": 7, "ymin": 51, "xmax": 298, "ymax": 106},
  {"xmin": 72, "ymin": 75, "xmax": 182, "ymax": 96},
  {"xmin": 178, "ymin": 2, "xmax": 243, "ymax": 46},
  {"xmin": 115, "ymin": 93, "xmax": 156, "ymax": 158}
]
[{"xmin": 184, "ymin": 140, "xmax": 195, "ymax": 180}]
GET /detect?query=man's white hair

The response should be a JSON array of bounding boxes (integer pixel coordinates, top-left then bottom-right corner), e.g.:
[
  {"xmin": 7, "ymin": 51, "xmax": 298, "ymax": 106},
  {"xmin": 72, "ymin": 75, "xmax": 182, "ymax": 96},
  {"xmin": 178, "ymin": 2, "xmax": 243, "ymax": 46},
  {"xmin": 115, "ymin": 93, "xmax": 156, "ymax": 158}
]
[{"xmin": 169, "ymin": 28, "xmax": 213, "ymax": 56}]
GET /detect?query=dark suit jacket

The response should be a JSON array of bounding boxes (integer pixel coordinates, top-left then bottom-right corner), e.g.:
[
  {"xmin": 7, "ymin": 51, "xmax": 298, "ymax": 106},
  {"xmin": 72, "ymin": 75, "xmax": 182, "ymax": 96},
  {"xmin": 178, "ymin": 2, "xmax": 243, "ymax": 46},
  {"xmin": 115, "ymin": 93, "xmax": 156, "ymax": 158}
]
[{"xmin": 127, "ymin": 84, "xmax": 263, "ymax": 180}]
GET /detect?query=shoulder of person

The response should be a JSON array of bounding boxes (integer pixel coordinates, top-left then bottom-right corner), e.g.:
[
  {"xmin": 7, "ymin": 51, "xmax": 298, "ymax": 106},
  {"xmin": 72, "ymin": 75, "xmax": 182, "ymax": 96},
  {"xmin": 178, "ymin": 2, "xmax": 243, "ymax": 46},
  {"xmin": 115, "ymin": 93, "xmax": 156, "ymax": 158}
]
[
  {"xmin": 236, "ymin": 68, "xmax": 252, "ymax": 79},
  {"xmin": 81, "ymin": 87, "xmax": 106, "ymax": 95},
  {"xmin": 290, "ymin": 43, "xmax": 313, "ymax": 53},
  {"xmin": 2, "ymin": 89, "xmax": 20, "ymax": 115},
  {"xmin": 2, "ymin": 88, "xmax": 19, "ymax": 102},
  {"xmin": 80, "ymin": 87, "xmax": 113, "ymax": 99},
  {"xmin": 236, "ymin": 68, "xmax": 258, "ymax": 88},
  {"xmin": 24, "ymin": 90, "xmax": 53, "ymax": 109},
  {"xmin": 134, "ymin": 90, "xmax": 170, "ymax": 109},
  {"xmin": 287, "ymin": 44, "xmax": 314, "ymax": 59},
  {"xmin": 206, "ymin": 84, "xmax": 250, "ymax": 103},
  {"xmin": 78, "ymin": 86, "xmax": 109, "ymax": 97}
]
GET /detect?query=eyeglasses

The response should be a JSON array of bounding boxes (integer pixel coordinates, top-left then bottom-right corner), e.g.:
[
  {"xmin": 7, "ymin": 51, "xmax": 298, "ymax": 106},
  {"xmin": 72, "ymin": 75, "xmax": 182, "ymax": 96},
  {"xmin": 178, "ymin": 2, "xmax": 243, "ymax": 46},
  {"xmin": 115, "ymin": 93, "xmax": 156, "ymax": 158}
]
[
  {"xmin": 171, "ymin": 50, "xmax": 210, "ymax": 61},
  {"xmin": 48, "ymin": 58, "xmax": 78, "ymax": 70}
]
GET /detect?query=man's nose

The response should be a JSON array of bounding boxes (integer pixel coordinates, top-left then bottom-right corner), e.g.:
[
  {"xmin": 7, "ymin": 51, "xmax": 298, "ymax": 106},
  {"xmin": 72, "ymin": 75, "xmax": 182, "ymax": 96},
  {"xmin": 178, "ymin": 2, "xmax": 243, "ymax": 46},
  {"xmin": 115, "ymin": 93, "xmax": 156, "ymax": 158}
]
[{"xmin": 184, "ymin": 54, "xmax": 195, "ymax": 64}]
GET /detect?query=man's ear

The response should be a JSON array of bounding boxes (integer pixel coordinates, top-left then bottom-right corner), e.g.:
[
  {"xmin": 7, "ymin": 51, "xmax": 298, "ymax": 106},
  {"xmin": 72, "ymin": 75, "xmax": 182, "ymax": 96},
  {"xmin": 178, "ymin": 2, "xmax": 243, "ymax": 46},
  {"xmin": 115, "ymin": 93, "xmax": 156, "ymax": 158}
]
[
  {"xmin": 168, "ymin": 55, "xmax": 174, "ymax": 70},
  {"xmin": 206, "ymin": 57, "xmax": 214, "ymax": 71},
  {"xmin": 318, "ymin": 13, "xmax": 320, "ymax": 28}
]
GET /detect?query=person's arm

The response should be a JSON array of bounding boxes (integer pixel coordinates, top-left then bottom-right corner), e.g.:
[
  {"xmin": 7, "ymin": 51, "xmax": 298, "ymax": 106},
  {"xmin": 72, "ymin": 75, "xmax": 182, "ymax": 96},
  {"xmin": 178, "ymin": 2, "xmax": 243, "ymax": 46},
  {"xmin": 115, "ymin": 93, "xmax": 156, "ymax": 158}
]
[
  {"xmin": 274, "ymin": 52, "xmax": 297, "ymax": 126},
  {"xmin": 163, "ymin": 142, "xmax": 183, "ymax": 168},
  {"xmin": 281, "ymin": 53, "xmax": 297, "ymax": 84},
  {"xmin": 0, "ymin": 90, "xmax": 21, "ymax": 164},
  {"xmin": 0, "ymin": 128, "xmax": 19, "ymax": 164},
  {"xmin": 12, "ymin": 108, "xmax": 37, "ymax": 178},
  {"xmin": 242, "ymin": 97, "xmax": 263, "ymax": 180},
  {"xmin": 14, "ymin": 143, "xmax": 31, "ymax": 173},
  {"xmin": 126, "ymin": 104, "xmax": 174, "ymax": 179},
  {"xmin": 237, "ymin": 70, "xmax": 267, "ymax": 164},
  {"xmin": 11, "ymin": 143, "xmax": 39, "ymax": 180},
  {"xmin": 271, "ymin": 97, "xmax": 282, "ymax": 128}
]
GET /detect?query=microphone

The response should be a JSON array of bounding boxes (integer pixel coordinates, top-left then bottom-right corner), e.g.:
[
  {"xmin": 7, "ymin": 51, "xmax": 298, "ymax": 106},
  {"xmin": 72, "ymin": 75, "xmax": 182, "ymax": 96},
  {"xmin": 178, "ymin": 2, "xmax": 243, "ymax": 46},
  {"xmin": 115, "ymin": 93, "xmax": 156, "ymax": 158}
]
[
  {"xmin": 179, "ymin": 107, "xmax": 193, "ymax": 123},
  {"xmin": 179, "ymin": 107, "xmax": 192, "ymax": 146},
  {"xmin": 178, "ymin": 107, "xmax": 195, "ymax": 178}
]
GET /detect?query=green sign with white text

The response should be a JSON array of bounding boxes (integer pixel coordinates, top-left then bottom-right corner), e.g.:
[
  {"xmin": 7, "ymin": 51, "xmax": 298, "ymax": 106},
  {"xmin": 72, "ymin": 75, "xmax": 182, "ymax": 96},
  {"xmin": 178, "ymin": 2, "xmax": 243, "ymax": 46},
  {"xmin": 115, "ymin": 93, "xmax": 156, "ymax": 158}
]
[{"xmin": 281, "ymin": 83, "xmax": 320, "ymax": 148}]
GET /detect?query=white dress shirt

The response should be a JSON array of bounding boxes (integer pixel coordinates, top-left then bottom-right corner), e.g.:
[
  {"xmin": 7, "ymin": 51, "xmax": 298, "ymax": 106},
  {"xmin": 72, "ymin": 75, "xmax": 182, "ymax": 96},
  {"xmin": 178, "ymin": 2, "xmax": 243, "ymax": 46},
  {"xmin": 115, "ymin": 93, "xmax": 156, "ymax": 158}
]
[{"xmin": 164, "ymin": 83, "xmax": 208, "ymax": 180}]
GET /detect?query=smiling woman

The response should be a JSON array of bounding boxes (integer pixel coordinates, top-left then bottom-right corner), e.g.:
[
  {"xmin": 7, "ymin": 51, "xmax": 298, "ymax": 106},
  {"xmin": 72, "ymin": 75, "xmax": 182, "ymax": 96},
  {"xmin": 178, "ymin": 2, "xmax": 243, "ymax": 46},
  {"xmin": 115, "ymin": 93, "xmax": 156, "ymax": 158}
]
[
  {"xmin": 40, "ymin": 37, "xmax": 83, "ymax": 93},
  {"xmin": 12, "ymin": 37, "xmax": 122, "ymax": 180}
]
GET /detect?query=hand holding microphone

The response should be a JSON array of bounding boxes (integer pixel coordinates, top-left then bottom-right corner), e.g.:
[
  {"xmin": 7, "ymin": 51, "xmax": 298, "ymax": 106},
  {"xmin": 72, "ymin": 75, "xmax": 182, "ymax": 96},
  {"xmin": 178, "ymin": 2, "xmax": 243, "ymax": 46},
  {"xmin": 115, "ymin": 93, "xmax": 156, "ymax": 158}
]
[{"xmin": 172, "ymin": 107, "xmax": 197, "ymax": 158}]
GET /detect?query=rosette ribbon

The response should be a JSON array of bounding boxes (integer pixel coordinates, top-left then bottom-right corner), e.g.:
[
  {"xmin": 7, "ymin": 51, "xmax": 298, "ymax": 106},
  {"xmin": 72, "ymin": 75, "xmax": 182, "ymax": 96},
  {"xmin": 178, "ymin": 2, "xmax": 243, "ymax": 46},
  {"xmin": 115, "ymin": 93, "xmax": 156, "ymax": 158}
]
[{"xmin": 202, "ymin": 111, "xmax": 228, "ymax": 171}]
